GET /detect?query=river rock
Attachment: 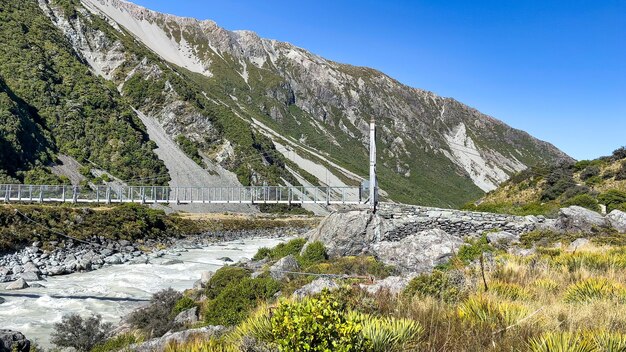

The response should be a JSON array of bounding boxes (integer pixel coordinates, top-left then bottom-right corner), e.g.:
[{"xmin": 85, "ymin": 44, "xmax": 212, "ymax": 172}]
[
  {"xmin": 553, "ymin": 206, "xmax": 609, "ymax": 233},
  {"xmin": 162, "ymin": 259, "xmax": 184, "ymax": 265},
  {"xmin": 306, "ymin": 210, "xmax": 378, "ymax": 257},
  {"xmin": 47, "ymin": 266, "xmax": 66, "ymax": 276},
  {"xmin": 293, "ymin": 277, "xmax": 339, "ymax": 298},
  {"xmin": 0, "ymin": 297, "xmax": 4, "ymax": 304},
  {"xmin": 373, "ymin": 229, "xmax": 463, "ymax": 273},
  {"xmin": 6, "ymin": 278, "xmax": 29, "ymax": 290},
  {"xmin": 18, "ymin": 271, "xmax": 41, "ymax": 281},
  {"xmin": 104, "ymin": 255, "xmax": 123, "ymax": 265},
  {"xmin": 217, "ymin": 257, "xmax": 233, "ymax": 262},
  {"xmin": 0, "ymin": 330, "xmax": 30, "ymax": 352},
  {"xmin": 270, "ymin": 255, "xmax": 299, "ymax": 280},
  {"xmin": 174, "ymin": 307, "xmax": 198, "ymax": 325},
  {"xmin": 607, "ymin": 210, "xmax": 626, "ymax": 233}
]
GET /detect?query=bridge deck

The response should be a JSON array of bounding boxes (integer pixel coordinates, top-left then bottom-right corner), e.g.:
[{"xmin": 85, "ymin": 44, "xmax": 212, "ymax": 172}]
[{"xmin": 0, "ymin": 184, "xmax": 363, "ymax": 205}]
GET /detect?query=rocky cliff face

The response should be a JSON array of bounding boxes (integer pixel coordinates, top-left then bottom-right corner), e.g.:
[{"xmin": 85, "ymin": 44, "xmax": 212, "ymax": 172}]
[{"xmin": 35, "ymin": 0, "xmax": 571, "ymax": 207}]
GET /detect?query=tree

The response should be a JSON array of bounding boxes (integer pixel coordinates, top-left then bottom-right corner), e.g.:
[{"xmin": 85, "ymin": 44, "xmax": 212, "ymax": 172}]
[{"xmin": 51, "ymin": 314, "xmax": 112, "ymax": 352}]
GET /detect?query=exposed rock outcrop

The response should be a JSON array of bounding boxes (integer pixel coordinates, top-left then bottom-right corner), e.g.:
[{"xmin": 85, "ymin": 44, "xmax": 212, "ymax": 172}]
[
  {"xmin": 550, "ymin": 206, "xmax": 610, "ymax": 233},
  {"xmin": 270, "ymin": 255, "xmax": 299, "ymax": 280},
  {"xmin": 0, "ymin": 330, "xmax": 30, "ymax": 352},
  {"xmin": 292, "ymin": 278, "xmax": 339, "ymax": 298},
  {"xmin": 607, "ymin": 210, "xmax": 626, "ymax": 233},
  {"xmin": 373, "ymin": 229, "xmax": 463, "ymax": 273},
  {"xmin": 306, "ymin": 210, "xmax": 380, "ymax": 257}
]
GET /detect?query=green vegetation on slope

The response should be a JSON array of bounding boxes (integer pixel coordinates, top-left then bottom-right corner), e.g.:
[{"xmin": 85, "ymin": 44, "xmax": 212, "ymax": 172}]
[
  {"xmin": 0, "ymin": 1, "xmax": 167, "ymax": 184},
  {"xmin": 465, "ymin": 147, "xmax": 626, "ymax": 216}
]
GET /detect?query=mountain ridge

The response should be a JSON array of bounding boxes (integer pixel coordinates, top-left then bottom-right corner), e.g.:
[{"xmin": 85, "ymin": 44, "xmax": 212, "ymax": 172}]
[{"xmin": 0, "ymin": 0, "xmax": 572, "ymax": 209}]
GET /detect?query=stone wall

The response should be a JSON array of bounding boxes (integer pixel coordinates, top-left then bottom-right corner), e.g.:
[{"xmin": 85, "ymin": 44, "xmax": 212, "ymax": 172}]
[{"xmin": 377, "ymin": 203, "xmax": 541, "ymax": 241}]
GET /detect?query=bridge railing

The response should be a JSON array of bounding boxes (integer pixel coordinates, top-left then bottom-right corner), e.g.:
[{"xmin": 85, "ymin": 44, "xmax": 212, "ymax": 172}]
[{"xmin": 0, "ymin": 184, "xmax": 362, "ymax": 205}]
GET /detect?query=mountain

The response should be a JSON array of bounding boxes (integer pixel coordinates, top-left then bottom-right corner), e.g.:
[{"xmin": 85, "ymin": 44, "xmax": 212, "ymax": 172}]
[
  {"xmin": 0, "ymin": 0, "xmax": 571, "ymax": 208},
  {"xmin": 465, "ymin": 147, "xmax": 626, "ymax": 216}
]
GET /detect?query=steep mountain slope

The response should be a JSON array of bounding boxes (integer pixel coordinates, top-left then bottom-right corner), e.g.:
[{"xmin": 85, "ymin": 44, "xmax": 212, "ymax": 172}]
[
  {"xmin": 466, "ymin": 147, "xmax": 626, "ymax": 216},
  {"xmin": 0, "ymin": 0, "xmax": 166, "ymax": 185},
  {"xmin": 4, "ymin": 0, "xmax": 571, "ymax": 208}
]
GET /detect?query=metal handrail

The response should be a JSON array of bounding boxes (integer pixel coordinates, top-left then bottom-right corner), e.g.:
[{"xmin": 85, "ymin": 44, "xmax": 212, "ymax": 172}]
[{"xmin": 0, "ymin": 184, "xmax": 363, "ymax": 205}]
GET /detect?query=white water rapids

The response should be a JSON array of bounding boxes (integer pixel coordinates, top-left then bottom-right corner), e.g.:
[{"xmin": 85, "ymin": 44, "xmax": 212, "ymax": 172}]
[{"xmin": 0, "ymin": 237, "xmax": 287, "ymax": 348}]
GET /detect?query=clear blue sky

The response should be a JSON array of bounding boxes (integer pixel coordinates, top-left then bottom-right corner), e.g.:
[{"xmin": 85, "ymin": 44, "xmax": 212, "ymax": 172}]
[{"xmin": 132, "ymin": 0, "xmax": 625, "ymax": 160}]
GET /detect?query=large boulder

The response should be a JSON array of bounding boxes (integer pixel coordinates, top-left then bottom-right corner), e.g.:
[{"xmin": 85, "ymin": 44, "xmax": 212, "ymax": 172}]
[
  {"xmin": 174, "ymin": 307, "xmax": 198, "ymax": 325},
  {"xmin": 360, "ymin": 276, "xmax": 412, "ymax": 295},
  {"xmin": 292, "ymin": 277, "xmax": 339, "ymax": 298},
  {"xmin": 306, "ymin": 210, "xmax": 380, "ymax": 257},
  {"xmin": 607, "ymin": 210, "xmax": 626, "ymax": 233},
  {"xmin": 6, "ymin": 278, "xmax": 29, "ymax": 291},
  {"xmin": 270, "ymin": 255, "xmax": 299, "ymax": 280},
  {"xmin": 0, "ymin": 330, "xmax": 30, "ymax": 352},
  {"xmin": 553, "ymin": 206, "xmax": 609, "ymax": 233},
  {"xmin": 486, "ymin": 231, "xmax": 519, "ymax": 248},
  {"xmin": 372, "ymin": 229, "xmax": 463, "ymax": 273}
]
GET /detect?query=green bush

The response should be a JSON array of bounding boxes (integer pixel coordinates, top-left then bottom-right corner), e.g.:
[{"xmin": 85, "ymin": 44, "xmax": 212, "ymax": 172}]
[
  {"xmin": 580, "ymin": 165, "xmax": 600, "ymax": 181},
  {"xmin": 252, "ymin": 247, "xmax": 272, "ymax": 261},
  {"xmin": 172, "ymin": 296, "xmax": 197, "ymax": 316},
  {"xmin": 252, "ymin": 238, "xmax": 307, "ymax": 261},
  {"xmin": 298, "ymin": 241, "xmax": 328, "ymax": 268},
  {"xmin": 50, "ymin": 314, "xmax": 112, "ymax": 352},
  {"xmin": 269, "ymin": 291, "xmax": 369, "ymax": 351},
  {"xmin": 455, "ymin": 236, "xmax": 493, "ymax": 264},
  {"xmin": 563, "ymin": 193, "xmax": 600, "ymax": 212},
  {"xmin": 205, "ymin": 266, "xmax": 252, "ymax": 299},
  {"xmin": 616, "ymin": 161, "xmax": 626, "ymax": 181},
  {"xmin": 204, "ymin": 276, "xmax": 281, "ymax": 326},
  {"xmin": 598, "ymin": 189, "xmax": 626, "ymax": 212},
  {"xmin": 403, "ymin": 270, "xmax": 461, "ymax": 303},
  {"xmin": 92, "ymin": 333, "xmax": 144, "ymax": 352},
  {"xmin": 128, "ymin": 288, "xmax": 182, "ymax": 338}
]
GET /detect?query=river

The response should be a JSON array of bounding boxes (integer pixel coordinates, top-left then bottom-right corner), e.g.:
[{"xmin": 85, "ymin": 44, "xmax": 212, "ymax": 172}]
[{"xmin": 0, "ymin": 237, "xmax": 287, "ymax": 348}]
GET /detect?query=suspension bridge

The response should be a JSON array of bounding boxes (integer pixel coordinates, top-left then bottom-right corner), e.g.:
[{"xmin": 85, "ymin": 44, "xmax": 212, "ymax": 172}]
[
  {"xmin": 0, "ymin": 184, "xmax": 364, "ymax": 205},
  {"xmin": 0, "ymin": 119, "xmax": 380, "ymax": 209}
]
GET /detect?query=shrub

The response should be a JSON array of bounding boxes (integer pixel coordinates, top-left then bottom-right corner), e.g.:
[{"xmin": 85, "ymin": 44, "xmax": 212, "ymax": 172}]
[
  {"xmin": 563, "ymin": 278, "xmax": 623, "ymax": 303},
  {"xmin": 598, "ymin": 189, "xmax": 626, "ymax": 212},
  {"xmin": 455, "ymin": 236, "xmax": 493, "ymax": 264},
  {"xmin": 349, "ymin": 312, "xmax": 423, "ymax": 352},
  {"xmin": 403, "ymin": 270, "xmax": 461, "ymax": 303},
  {"xmin": 489, "ymin": 281, "xmax": 529, "ymax": 300},
  {"xmin": 270, "ymin": 238, "xmax": 307, "ymax": 259},
  {"xmin": 92, "ymin": 333, "xmax": 144, "ymax": 352},
  {"xmin": 529, "ymin": 332, "xmax": 594, "ymax": 352},
  {"xmin": 50, "ymin": 314, "xmax": 112, "ymax": 352},
  {"xmin": 457, "ymin": 295, "xmax": 528, "ymax": 328},
  {"xmin": 206, "ymin": 266, "xmax": 252, "ymax": 299},
  {"xmin": 252, "ymin": 238, "xmax": 307, "ymax": 261},
  {"xmin": 173, "ymin": 296, "xmax": 197, "ymax": 316},
  {"xmin": 617, "ymin": 161, "xmax": 626, "ymax": 180},
  {"xmin": 252, "ymin": 247, "xmax": 272, "ymax": 261},
  {"xmin": 563, "ymin": 193, "xmax": 600, "ymax": 212},
  {"xmin": 204, "ymin": 276, "xmax": 281, "ymax": 326},
  {"xmin": 580, "ymin": 165, "xmax": 600, "ymax": 181},
  {"xmin": 298, "ymin": 241, "xmax": 328, "ymax": 268},
  {"xmin": 128, "ymin": 288, "xmax": 182, "ymax": 337},
  {"xmin": 613, "ymin": 147, "xmax": 626, "ymax": 161},
  {"xmin": 268, "ymin": 291, "xmax": 369, "ymax": 352}
]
